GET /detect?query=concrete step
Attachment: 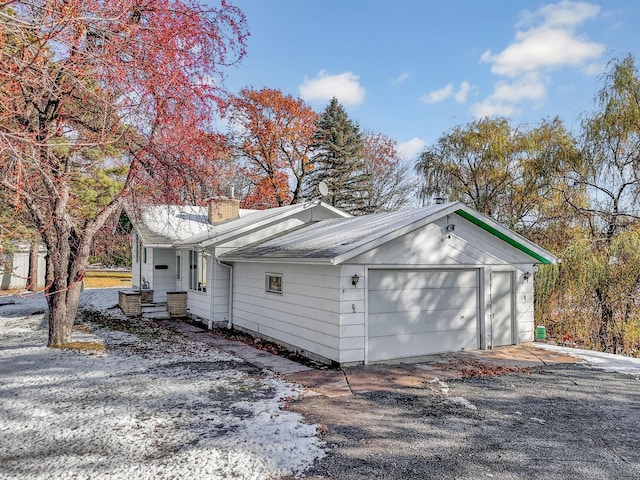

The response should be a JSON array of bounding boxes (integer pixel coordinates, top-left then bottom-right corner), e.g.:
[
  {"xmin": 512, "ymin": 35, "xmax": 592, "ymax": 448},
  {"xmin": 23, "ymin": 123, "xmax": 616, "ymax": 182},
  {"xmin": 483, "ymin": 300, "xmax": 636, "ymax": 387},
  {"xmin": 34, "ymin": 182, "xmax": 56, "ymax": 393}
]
[
  {"xmin": 142, "ymin": 311, "xmax": 171, "ymax": 319},
  {"xmin": 141, "ymin": 304, "xmax": 168, "ymax": 314}
]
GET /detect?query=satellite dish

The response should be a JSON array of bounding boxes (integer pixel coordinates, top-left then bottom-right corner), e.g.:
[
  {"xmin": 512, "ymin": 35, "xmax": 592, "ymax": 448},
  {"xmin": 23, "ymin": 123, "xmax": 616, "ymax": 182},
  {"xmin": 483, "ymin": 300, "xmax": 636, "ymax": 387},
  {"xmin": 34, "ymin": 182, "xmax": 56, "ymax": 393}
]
[{"xmin": 318, "ymin": 181, "xmax": 329, "ymax": 197}]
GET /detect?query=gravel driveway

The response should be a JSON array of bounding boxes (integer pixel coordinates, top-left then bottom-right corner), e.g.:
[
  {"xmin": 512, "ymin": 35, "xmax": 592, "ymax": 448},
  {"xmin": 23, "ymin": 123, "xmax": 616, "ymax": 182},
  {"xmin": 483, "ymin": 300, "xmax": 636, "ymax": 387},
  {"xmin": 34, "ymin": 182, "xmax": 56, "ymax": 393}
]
[{"xmin": 295, "ymin": 364, "xmax": 640, "ymax": 479}]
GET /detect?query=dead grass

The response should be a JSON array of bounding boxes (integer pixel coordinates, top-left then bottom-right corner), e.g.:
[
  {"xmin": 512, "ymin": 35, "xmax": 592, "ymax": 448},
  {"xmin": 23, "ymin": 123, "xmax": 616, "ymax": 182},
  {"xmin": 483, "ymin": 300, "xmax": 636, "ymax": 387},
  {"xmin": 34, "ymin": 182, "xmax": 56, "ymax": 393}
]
[
  {"xmin": 83, "ymin": 270, "xmax": 131, "ymax": 289},
  {"xmin": 60, "ymin": 341, "xmax": 106, "ymax": 353}
]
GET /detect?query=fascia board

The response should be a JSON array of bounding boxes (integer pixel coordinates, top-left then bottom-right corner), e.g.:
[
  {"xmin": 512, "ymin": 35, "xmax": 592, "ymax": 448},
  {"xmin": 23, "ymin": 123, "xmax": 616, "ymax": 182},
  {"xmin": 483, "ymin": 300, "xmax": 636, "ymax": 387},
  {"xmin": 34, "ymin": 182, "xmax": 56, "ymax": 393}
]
[{"xmin": 217, "ymin": 256, "xmax": 334, "ymax": 265}]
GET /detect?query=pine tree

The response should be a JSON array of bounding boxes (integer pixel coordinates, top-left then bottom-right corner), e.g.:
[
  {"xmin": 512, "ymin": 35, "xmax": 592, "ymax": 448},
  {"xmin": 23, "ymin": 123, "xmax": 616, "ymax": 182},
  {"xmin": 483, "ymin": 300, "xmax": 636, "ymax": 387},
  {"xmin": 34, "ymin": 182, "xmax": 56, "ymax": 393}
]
[{"xmin": 305, "ymin": 98, "xmax": 373, "ymax": 214}]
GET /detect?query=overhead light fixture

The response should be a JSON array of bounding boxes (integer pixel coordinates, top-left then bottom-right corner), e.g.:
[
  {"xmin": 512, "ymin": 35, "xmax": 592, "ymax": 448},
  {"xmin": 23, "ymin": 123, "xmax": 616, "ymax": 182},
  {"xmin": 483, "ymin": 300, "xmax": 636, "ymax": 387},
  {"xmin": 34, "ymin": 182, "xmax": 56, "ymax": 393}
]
[
  {"xmin": 351, "ymin": 274, "xmax": 360, "ymax": 286},
  {"xmin": 523, "ymin": 272, "xmax": 531, "ymax": 282},
  {"xmin": 446, "ymin": 224, "xmax": 455, "ymax": 232}
]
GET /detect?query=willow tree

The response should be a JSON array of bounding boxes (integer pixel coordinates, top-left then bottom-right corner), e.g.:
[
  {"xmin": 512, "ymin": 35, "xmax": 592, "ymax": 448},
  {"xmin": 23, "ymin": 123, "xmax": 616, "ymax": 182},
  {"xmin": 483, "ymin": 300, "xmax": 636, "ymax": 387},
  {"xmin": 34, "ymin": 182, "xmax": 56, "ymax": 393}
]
[
  {"xmin": 415, "ymin": 116, "xmax": 583, "ymax": 245},
  {"xmin": 541, "ymin": 54, "xmax": 640, "ymax": 353},
  {"xmin": 0, "ymin": 1, "xmax": 247, "ymax": 346}
]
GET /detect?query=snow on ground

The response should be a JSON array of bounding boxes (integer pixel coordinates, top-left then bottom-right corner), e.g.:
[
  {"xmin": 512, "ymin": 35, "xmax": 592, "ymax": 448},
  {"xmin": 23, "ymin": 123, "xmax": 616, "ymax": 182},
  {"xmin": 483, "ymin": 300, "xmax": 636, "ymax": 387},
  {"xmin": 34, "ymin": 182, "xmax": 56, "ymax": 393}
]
[
  {"xmin": 533, "ymin": 342, "xmax": 640, "ymax": 375},
  {"xmin": 0, "ymin": 288, "xmax": 324, "ymax": 479}
]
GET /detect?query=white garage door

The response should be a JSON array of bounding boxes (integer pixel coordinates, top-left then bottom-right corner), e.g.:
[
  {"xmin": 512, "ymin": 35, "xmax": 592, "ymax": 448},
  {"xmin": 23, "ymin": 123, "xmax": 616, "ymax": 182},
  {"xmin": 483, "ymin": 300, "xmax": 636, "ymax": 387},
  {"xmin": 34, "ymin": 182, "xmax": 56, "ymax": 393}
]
[{"xmin": 368, "ymin": 269, "xmax": 479, "ymax": 362}]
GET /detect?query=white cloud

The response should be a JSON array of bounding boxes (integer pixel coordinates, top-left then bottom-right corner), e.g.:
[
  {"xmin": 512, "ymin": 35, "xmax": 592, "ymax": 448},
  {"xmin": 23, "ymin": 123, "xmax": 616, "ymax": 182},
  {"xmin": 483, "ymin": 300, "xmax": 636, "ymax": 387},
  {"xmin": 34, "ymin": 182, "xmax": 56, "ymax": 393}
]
[
  {"xmin": 398, "ymin": 137, "xmax": 427, "ymax": 161},
  {"xmin": 392, "ymin": 71, "xmax": 411, "ymax": 85},
  {"xmin": 490, "ymin": 73, "xmax": 547, "ymax": 103},
  {"xmin": 517, "ymin": 0, "xmax": 600, "ymax": 29},
  {"xmin": 474, "ymin": 1, "xmax": 603, "ymax": 119},
  {"xmin": 299, "ymin": 70, "xmax": 365, "ymax": 106},
  {"xmin": 481, "ymin": 27, "xmax": 604, "ymax": 77},
  {"xmin": 421, "ymin": 84, "xmax": 454, "ymax": 104},
  {"xmin": 455, "ymin": 81, "xmax": 472, "ymax": 103},
  {"xmin": 470, "ymin": 100, "xmax": 519, "ymax": 119}
]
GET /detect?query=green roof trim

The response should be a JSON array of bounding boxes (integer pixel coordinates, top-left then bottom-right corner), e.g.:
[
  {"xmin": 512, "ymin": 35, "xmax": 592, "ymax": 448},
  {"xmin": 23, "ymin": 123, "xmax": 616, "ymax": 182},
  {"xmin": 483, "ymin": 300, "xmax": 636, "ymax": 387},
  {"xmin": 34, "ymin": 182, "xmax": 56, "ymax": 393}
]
[{"xmin": 455, "ymin": 209, "xmax": 553, "ymax": 265}]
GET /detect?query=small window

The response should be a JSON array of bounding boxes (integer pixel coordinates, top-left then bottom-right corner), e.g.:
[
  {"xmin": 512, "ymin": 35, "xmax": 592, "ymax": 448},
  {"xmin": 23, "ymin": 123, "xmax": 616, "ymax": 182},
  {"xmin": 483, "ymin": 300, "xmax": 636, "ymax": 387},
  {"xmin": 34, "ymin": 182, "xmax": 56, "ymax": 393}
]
[
  {"xmin": 176, "ymin": 255, "xmax": 181, "ymax": 280},
  {"xmin": 143, "ymin": 247, "xmax": 147, "ymax": 263},
  {"xmin": 265, "ymin": 273, "xmax": 282, "ymax": 294}
]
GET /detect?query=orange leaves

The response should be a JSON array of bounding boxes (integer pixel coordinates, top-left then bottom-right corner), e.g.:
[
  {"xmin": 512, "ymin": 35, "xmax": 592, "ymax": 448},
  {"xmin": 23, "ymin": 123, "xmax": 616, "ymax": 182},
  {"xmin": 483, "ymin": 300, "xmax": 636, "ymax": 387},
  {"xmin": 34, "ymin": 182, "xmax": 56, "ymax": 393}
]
[{"xmin": 228, "ymin": 88, "xmax": 318, "ymax": 208}]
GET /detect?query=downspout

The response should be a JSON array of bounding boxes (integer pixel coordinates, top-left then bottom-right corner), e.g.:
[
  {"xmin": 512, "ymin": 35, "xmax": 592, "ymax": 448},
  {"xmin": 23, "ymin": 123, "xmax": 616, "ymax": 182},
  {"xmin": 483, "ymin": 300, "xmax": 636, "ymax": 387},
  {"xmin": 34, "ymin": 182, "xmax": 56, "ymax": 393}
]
[
  {"xmin": 208, "ymin": 249, "xmax": 215, "ymax": 330},
  {"xmin": 138, "ymin": 238, "xmax": 142, "ymax": 293},
  {"xmin": 217, "ymin": 259, "xmax": 233, "ymax": 329}
]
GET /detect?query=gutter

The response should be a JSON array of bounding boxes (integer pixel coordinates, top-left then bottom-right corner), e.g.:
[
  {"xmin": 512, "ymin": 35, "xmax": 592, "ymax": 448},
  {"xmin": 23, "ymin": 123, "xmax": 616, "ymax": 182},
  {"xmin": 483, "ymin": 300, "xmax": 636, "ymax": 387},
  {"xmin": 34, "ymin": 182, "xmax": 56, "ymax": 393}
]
[{"xmin": 216, "ymin": 259, "xmax": 234, "ymax": 329}]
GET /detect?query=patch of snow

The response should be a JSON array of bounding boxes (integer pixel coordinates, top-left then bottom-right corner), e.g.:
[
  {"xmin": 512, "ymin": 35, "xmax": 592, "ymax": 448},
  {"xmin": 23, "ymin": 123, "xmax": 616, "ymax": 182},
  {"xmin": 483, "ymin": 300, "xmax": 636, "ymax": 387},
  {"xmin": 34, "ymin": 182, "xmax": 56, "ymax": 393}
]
[
  {"xmin": 0, "ymin": 288, "xmax": 325, "ymax": 479},
  {"xmin": 530, "ymin": 417, "xmax": 546, "ymax": 425},
  {"xmin": 430, "ymin": 378, "xmax": 450, "ymax": 395},
  {"xmin": 446, "ymin": 396, "xmax": 478, "ymax": 411},
  {"xmin": 533, "ymin": 342, "xmax": 640, "ymax": 375}
]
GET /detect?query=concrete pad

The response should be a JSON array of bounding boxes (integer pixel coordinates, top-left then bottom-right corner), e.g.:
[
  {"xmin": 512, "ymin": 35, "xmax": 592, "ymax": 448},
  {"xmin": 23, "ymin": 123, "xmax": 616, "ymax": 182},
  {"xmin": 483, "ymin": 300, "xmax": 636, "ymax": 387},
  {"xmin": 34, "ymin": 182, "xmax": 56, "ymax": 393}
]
[
  {"xmin": 467, "ymin": 344, "xmax": 581, "ymax": 367},
  {"xmin": 285, "ymin": 370, "xmax": 352, "ymax": 397},
  {"xmin": 343, "ymin": 364, "xmax": 438, "ymax": 395}
]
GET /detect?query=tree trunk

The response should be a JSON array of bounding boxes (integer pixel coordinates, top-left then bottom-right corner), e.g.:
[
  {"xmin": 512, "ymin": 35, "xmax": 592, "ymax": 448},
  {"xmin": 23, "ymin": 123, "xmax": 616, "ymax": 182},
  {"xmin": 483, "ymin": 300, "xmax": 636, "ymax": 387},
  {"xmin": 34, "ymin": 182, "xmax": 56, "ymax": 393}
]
[
  {"xmin": 26, "ymin": 241, "xmax": 38, "ymax": 292},
  {"xmin": 46, "ymin": 253, "xmax": 85, "ymax": 347},
  {"xmin": 595, "ymin": 287, "xmax": 613, "ymax": 352}
]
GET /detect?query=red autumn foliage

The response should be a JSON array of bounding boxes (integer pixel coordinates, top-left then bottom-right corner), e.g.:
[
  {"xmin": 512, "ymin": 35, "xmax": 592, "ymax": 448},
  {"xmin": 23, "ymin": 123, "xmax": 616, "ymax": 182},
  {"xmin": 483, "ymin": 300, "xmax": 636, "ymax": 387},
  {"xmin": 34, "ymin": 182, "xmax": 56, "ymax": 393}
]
[
  {"xmin": 227, "ymin": 88, "xmax": 318, "ymax": 208},
  {"xmin": 0, "ymin": 0, "xmax": 248, "ymax": 346}
]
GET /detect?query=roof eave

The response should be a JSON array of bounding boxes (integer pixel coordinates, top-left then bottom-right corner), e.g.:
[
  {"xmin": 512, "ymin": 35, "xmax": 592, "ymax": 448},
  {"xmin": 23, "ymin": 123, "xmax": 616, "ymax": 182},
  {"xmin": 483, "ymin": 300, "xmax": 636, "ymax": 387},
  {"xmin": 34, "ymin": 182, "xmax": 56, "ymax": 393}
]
[{"xmin": 217, "ymin": 256, "xmax": 336, "ymax": 265}]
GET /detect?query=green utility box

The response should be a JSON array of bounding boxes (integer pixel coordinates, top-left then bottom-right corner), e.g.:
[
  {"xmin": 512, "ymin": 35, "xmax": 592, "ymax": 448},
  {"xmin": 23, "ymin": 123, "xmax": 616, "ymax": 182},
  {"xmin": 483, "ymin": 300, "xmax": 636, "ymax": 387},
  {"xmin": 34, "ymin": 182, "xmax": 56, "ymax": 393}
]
[{"xmin": 535, "ymin": 325, "xmax": 547, "ymax": 341}]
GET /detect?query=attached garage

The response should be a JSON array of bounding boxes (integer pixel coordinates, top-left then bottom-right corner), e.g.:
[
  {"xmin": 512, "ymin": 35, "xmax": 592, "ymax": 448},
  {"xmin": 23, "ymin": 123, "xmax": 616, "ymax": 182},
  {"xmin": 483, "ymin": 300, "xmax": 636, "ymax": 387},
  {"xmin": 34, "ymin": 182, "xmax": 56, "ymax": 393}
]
[
  {"xmin": 367, "ymin": 269, "xmax": 480, "ymax": 362},
  {"xmin": 220, "ymin": 201, "xmax": 558, "ymax": 365}
]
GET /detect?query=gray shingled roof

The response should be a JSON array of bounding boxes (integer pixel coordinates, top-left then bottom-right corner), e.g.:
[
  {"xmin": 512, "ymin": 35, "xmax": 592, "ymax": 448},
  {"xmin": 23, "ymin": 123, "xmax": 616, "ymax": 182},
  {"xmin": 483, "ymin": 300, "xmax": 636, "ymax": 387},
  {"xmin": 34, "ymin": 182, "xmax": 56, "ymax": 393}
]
[
  {"xmin": 133, "ymin": 205, "xmax": 257, "ymax": 246},
  {"xmin": 220, "ymin": 203, "xmax": 454, "ymax": 261},
  {"xmin": 134, "ymin": 206, "xmax": 210, "ymax": 246},
  {"xmin": 174, "ymin": 203, "xmax": 309, "ymax": 247}
]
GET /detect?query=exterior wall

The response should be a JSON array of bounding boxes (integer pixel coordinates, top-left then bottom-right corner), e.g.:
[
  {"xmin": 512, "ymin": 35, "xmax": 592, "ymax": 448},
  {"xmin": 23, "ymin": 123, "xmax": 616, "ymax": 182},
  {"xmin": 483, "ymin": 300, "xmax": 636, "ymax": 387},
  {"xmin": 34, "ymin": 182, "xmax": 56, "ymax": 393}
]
[
  {"xmin": 231, "ymin": 262, "xmax": 342, "ymax": 362},
  {"xmin": 514, "ymin": 264, "xmax": 536, "ymax": 343},
  {"xmin": 185, "ymin": 253, "xmax": 213, "ymax": 322},
  {"xmin": 212, "ymin": 258, "xmax": 230, "ymax": 323},
  {"xmin": 131, "ymin": 234, "xmax": 154, "ymax": 291},
  {"xmin": 338, "ymin": 265, "xmax": 366, "ymax": 363}
]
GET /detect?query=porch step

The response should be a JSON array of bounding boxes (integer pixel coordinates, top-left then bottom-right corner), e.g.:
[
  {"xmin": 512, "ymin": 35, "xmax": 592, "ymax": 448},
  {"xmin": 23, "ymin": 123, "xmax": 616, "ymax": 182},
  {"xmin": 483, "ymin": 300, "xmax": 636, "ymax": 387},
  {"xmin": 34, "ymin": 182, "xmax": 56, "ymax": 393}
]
[
  {"xmin": 141, "ymin": 302, "xmax": 170, "ymax": 319},
  {"xmin": 141, "ymin": 302, "xmax": 167, "ymax": 313},
  {"xmin": 142, "ymin": 311, "xmax": 171, "ymax": 319}
]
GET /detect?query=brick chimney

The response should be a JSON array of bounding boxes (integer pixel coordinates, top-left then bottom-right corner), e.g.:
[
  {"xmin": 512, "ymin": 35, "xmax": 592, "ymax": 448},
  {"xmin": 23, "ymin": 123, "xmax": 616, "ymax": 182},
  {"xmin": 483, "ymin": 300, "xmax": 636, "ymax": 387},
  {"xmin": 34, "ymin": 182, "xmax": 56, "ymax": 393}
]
[{"xmin": 208, "ymin": 197, "xmax": 240, "ymax": 224}]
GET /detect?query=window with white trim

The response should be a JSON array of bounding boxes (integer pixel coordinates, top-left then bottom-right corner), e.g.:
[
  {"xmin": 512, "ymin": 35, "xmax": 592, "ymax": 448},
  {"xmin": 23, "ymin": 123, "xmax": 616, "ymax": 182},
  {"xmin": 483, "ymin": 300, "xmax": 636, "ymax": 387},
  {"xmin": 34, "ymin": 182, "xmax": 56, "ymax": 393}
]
[
  {"xmin": 189, "ymin": 250, "xmax": 207, "ymax": 292},
  {"xmin": 265, "ymin": 273, "xmax": 282, "ymax": 294}
]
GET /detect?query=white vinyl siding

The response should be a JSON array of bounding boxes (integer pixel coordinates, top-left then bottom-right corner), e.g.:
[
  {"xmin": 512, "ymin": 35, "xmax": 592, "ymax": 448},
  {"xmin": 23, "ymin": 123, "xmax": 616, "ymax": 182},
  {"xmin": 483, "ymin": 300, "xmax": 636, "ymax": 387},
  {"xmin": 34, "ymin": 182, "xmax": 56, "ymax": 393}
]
[{"xmin": 232, "ymin": 263, "xmax": 342, "ymax": 362}]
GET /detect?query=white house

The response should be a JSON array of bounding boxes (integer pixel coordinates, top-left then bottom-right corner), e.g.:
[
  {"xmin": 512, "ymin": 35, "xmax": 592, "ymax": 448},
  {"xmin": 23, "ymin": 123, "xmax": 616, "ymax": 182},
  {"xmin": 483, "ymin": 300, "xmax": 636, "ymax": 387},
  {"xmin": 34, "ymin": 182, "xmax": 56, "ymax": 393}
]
[{"xmin": 129, "ymin": 198, "xmax": 557, "ymax": 365}]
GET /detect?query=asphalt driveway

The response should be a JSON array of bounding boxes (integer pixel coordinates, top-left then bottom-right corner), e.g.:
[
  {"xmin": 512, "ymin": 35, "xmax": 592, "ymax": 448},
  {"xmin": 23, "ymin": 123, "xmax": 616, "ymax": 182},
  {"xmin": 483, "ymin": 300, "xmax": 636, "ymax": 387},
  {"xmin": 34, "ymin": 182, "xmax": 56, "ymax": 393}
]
[{"xmin": 293, "ymin": 363, "xmax": 640, "ymax": 479}]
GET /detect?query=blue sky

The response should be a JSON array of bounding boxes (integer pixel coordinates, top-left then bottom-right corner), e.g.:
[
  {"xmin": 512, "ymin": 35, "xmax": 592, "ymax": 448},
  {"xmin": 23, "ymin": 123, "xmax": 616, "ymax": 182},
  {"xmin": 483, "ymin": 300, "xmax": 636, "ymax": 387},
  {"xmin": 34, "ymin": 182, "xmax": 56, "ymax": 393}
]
[{"xmin": 216, "ymin": 0, "xmax": 640, "ymax": 162}]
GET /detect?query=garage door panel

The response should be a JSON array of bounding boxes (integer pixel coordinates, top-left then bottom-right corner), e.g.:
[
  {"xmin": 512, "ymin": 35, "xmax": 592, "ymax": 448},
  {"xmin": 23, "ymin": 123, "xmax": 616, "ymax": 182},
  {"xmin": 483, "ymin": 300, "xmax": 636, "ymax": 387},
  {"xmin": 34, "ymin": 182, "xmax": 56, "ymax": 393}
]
[
  {"xmin": 368, "ymin": 286, "xmax": 477, "ymax": 314},
  {"xmin": 369, "ymin": 270, "xmax": 477, "ymax": 291},
  {"xmin": 367, "ymin": 269, "xmax": 479, "ymax": 362},
  {"xmin": 369, "ymin": 307, "xmax": 478, "ymax": 336},
  {"xmin": 368, "ymin": 329, "xmax": 478, "ymax": 360}
]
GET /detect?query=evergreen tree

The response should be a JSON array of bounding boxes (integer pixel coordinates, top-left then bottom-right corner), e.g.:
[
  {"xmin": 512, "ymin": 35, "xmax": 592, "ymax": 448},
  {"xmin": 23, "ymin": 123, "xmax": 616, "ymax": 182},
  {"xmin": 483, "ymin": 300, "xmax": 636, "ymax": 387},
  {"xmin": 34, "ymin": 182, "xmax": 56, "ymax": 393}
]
[{"xmin": 305, "ymin": 98, "xmax": 372, "ymax": 214}]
